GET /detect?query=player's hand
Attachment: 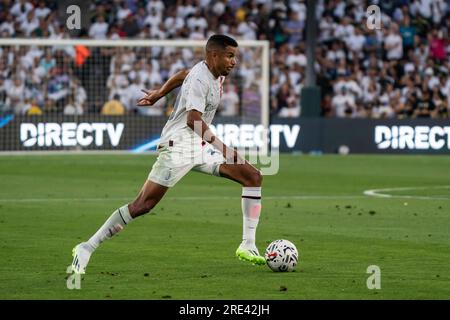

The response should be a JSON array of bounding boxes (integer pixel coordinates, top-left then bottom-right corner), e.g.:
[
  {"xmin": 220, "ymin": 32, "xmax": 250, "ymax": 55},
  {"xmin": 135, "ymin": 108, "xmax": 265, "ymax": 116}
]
[{"xmin": 137, "ymin": 89, "xmax": 162, "ymax": 106}]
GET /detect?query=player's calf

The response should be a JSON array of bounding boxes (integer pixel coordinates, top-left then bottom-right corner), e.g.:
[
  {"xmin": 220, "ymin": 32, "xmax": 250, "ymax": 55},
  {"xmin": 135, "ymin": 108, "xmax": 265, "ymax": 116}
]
[
  {"xmin": 128, "ymin": 198, "xmax": 159, "ymax": 217},
  {"xmin": 70, "ymin": 181, "xmax": 168, "ymax": 273},
  {"xmin": 128, "ymin": 181, "xmax": 168, "ymax": 218},
  {"xmin": 219, "ymin": 163, "xmax": 264, "ymax": 265}
]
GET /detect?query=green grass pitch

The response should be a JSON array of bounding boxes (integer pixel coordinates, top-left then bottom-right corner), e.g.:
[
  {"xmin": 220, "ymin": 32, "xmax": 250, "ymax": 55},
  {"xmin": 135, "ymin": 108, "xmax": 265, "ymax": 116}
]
[{"xmin": 0, "ymin": 154, "xmax": 449, "ymax": 299}]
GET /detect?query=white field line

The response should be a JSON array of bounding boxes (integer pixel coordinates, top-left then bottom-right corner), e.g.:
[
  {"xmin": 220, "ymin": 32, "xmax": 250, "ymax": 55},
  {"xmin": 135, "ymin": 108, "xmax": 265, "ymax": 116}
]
[
  {"xmin": 1, "ymin": 189, "xmax": 450, "ymax": 202},
  {"xmin": 363, "ymin": 186, "xmax": 450, "ymax": 200},
  {"xmin": 0, "ymin": 195, "xmax": 367, "ymax": 202}
]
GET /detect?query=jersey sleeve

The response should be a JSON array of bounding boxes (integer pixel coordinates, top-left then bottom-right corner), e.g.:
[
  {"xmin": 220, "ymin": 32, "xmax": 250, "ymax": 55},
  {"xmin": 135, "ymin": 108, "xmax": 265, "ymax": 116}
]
[{"xmin": 185, "ymin": 76, "xmax": 209, "ymax": 114}]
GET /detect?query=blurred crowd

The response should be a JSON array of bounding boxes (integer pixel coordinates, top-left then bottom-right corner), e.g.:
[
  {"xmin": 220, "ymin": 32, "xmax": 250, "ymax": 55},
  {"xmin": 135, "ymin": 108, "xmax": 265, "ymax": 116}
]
[
  {"xmin": 316, "ymin": 0, "xmax": 450, "ymax": 119},
  {"xmin": 0, "ymin": 0, "xmax": 449, "ymax": 119}
]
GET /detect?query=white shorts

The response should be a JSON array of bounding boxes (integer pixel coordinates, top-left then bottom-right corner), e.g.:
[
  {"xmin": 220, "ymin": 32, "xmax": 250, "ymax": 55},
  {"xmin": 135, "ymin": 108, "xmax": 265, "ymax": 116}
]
[{"xmin": 148, "ymin": 139, "xmax": 225, "ymax": 188}]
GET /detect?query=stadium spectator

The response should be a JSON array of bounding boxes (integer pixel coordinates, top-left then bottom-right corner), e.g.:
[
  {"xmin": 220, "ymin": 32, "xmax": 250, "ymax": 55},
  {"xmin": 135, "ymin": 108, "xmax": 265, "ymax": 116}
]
[
  {"xmin": 34, "ymin": 1, "xmax": 51, "ymax": 20},
  {"xmin": 219, "ymin": 82, "xmax": 240, "ymax": 116},
  {"xmin": 46, "ymin": 66, "xmax": 71, "ymax": 106},
  {"xmin": 125, "ymin": 14, "xmax": 141, "ymax": 38},
  {"xmin": 116, "ymin": 1, "xmax": 133, "ymax": 23},
  {"xmin": 346, "ymin": 27, "xmax": 366, "ymax": 60},
  {"xmin": 71, "ymin": 77, "xmax": 87, "ymax": 110},
  {"xmin": 429, "ymin": 28, "xmax": 447, "ymax": 61},
  {"xmin": 278, "ymin": 92, "xmax": 300, "ymax": 117},
  {"xmin": 101, "ymin": 94, "xmax": 126, "ymax": 115},
  {"xmin": 236, "ymin": 17, "xmax": 257, "ymax": 40},
  {"xmin": 274, "ymin": 82, "xmax": 291, "ymax": 115},
  {"xmin": 135, "ymin": 6, "xmax": 148, "ymax": 30},
  {"xmin": 10, "ymin": 0, "xmax": 33, "ymax": 22},
  {"xmin": 146, "ymin": 0, "xmax": 165, "ymax": 17},
  {"xmin": 332, "ymin": 86, "xmax": 357, "ymax": 118},
  {"xmin": 283, "ymin": 10, "xmax": 303, "ymax": 45},
  {"xmin": 286, "ymin": 44, "xmax": 307, "ymax": 68},
  {"xmin": 163, "ymin": 6, "xmax": 184, "ymax": 37},
  {"xmin": 88, "ymin": 15, "xmax": 109, "ymax": 39},
  {"xmin": 187, "ymin": 8, "xmax": 208, "ymax": 33},
  {"xmin": 25, "ymin": 98, "xmax": 43, "ymax": 115},
  {"xmin": 125, "ymin": 76, "xmax": 145, "ymax": 112},
  {"xmin": 384, "ymin": 23, "xmax": 403, "ymax": 61},
  {"xmin": 7, "ymin": 76, "xmax": 26, "ymax": 114},
  {"xmin": 41, "ymin": 96, "xmax": 55, "ymax": 113},
  {"xmin": 20, "ymin": 10, "xmax": 39, "ymax": 37},
  {"xmin": 399, "ymin": 15, "xmax": 416, "ymax": 57},
  {"xmin": 39, "ymin": 50, "xmax": 55, "ymax": 75},
  {"xmin": 242, "ymin": 82, "xmax": 261, "ymax": 117},
  {"xmin": 143, "ymin": 8, "xmax": 162, "ymax": 34},
  {"xmin": 0, "ymin": 14, "xmax": 16, "ymax": 36}
]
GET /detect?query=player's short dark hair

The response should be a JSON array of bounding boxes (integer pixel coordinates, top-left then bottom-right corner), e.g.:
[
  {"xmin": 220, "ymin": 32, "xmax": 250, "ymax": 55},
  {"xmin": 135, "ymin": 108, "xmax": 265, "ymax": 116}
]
[{"xmin": 206, "ymin": 34, "xmax": 238, "ymax": 51}]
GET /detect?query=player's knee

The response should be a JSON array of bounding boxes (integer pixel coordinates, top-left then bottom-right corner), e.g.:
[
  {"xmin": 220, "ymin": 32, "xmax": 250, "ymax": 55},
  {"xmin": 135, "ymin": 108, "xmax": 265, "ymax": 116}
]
[{"xmin": 246, "ymin": 169, "xmax": 263, "ymax": 187}]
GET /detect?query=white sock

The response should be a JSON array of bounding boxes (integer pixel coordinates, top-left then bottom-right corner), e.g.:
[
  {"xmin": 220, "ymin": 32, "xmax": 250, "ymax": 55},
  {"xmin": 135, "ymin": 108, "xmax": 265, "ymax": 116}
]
[
  {"xmin": 86, "ymin": 204, "xmax": 133, "ymax": 252},
  {"xmin": 241, "ymin": 187, "xmax": 262, "ymax": 250}
]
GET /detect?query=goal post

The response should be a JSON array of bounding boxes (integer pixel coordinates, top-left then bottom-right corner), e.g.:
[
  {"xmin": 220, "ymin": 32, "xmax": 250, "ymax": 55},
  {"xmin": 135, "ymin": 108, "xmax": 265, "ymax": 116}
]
[{"xmin": 0, "ymin": 38, "xmax": 270, "ymax": 153}]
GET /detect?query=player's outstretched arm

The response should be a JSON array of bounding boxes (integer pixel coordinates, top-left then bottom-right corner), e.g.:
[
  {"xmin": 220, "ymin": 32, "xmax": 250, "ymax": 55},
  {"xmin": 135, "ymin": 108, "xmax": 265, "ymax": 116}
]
[
  {"xmin": 187, "ymin": 110, "xmax": 244, "ymax": 164},
  {"xmin": 137, "ymin": 69, "xmax": 190, "ymax": 106}
]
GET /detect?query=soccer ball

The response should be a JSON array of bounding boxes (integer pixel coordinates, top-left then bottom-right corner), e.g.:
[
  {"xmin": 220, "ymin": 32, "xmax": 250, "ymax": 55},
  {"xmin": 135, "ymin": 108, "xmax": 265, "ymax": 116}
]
[{"xmin": 264, "ymin": 239, "xmax": 299, "ymax": 272}]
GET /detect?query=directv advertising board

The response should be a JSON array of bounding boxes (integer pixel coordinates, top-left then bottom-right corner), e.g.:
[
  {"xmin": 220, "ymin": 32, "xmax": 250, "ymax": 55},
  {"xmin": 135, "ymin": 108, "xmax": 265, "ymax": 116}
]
[{"xmin": 1, "ymin": 115, "xmax": 449, "ymax": 154}]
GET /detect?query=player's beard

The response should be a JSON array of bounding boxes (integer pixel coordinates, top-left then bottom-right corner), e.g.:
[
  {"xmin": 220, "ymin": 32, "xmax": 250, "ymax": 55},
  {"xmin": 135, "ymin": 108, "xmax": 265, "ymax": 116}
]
[{"xmin": 222, "ymin": 67, "xmax": 233, "ymax": 76}]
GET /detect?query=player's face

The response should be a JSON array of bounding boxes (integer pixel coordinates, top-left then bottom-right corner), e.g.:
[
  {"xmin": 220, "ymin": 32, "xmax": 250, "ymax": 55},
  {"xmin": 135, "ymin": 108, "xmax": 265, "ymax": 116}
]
[{"xmin": 217, "ymin": 46, "xmax": 237, "ymax": 76}]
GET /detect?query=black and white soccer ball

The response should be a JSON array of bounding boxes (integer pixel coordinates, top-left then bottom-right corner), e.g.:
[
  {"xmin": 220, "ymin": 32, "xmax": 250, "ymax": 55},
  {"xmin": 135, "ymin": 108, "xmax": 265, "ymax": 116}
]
[{"xmin": 265, "ymin": 239, "xmax": 298, "ymax": 272}]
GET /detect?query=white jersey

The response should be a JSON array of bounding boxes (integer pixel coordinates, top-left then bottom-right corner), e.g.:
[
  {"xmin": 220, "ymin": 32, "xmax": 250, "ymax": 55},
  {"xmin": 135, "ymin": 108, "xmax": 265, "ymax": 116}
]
[{"xmin": 159, "ymin": 61, "xmax": 224, "ymax": 146}]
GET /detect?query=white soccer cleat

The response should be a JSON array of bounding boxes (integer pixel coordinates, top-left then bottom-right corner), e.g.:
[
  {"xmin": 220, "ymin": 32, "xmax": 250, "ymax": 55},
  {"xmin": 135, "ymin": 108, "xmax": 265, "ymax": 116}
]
[{"xmin": 71, "ymin": 243, "xmax": 92, "ymax": 274}]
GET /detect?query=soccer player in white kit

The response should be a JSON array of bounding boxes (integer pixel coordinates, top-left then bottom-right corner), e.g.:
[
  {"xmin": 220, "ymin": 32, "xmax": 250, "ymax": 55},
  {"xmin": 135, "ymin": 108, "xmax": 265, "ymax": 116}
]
[{"xmin": 71, "ymin": 35, "xmax": 265, "ymax": 274}]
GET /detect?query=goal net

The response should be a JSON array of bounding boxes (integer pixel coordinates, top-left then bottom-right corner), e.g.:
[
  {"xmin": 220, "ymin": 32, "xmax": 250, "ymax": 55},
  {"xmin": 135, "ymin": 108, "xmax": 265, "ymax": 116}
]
[{"xmin": 0, "ymin": 38, "xmax": 269, "ymax": 153}]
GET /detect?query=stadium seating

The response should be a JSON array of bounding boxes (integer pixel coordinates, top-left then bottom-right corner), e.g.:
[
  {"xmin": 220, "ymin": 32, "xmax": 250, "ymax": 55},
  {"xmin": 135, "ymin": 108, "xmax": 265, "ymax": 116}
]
[{"xmin": 0, "ymin": 0, "xmax": 448, "ymax": 118}]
